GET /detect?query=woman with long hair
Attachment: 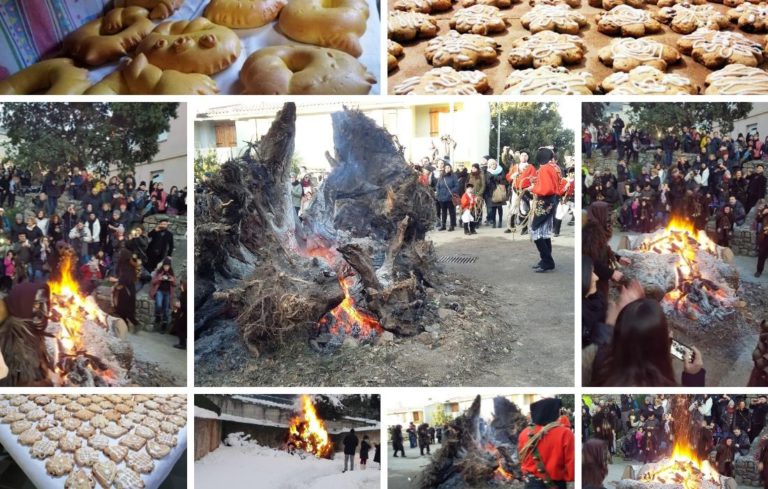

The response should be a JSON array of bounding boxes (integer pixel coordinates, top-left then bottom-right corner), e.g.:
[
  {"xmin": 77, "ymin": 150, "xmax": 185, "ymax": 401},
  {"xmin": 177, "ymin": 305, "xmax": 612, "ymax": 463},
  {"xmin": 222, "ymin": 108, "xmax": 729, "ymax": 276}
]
[
  {"xmin": 582, "ymin": 439, "xmax": 608, "ymax": 489},
  {"xmin": 590, "ymin": 299, "xmax": 706, "ymax": 387},
  {"xmin": 582, "ymin": 201, "xmax": 628, "ymax": 298},
  {"xmin": 582, "ymin": 256, "xmax": 610, "ymax": 348}
]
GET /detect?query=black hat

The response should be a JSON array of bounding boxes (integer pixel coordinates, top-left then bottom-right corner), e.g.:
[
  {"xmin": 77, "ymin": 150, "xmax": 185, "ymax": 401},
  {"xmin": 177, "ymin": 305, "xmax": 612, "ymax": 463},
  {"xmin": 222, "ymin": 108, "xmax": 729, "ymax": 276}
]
[
  {"xmin": 535, "ymin": 147, "xmax": 555, "ymax": 165},
  {"xmin": 530, "ymin": 398, "xmax": 562, "ymax": 426}
]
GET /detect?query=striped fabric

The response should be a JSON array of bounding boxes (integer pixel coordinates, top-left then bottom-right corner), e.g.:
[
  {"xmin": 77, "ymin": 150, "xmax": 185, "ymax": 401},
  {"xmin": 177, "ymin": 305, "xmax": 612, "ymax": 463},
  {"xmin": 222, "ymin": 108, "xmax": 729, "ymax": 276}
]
[{"xmin": 0, "ymin": 0, "xmax": 109, "ymax": 78}]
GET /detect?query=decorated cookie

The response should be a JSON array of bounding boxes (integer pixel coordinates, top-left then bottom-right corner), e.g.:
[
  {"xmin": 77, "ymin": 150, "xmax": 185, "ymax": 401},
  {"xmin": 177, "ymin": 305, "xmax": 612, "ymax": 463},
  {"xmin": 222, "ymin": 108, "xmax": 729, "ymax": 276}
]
[
  {"xmin": 657, "ymin": 0, "xmax": 706, "ymax": 6},
  {"xmin": 388, "ymin": 11, "xmax": 439, "ymax": 41},
  {"xmin": 159, "ymin": 421, "xmax": 179, "ymax": 434},
  {"xmin": 105, "ymin": 444, "xmax": 130, "ymax": 463},
  {"xmin": 26, "ymin": 409, "xmax": 46, "ymax": 421},
  {"xmin": 114, "ymin": 468, "xmax": 145, "ymax": 489},
  {"xmin": 77, "ymin": 424, "xmax": 96, "ymax": 439},
  {"xmin": 521, "ymin": 4, "xmax": 587, "ymax": 33},
  {"xmin": 388, "ymin": 40, "xmax": 404, "ymax": 71},
  {"xmin": 135, "ymin": 18, "xmax": 242, "ymax": 75},
  {"xmin": 462, "ymin": 0, "xmax": 517, "ymax": 7},
  {"xmin": 601, "ymin": 65, "xmax": 699, "ymax": 93},
  {"xmin": 394, "ymin": 0, "xmax": 453, "ymax": 12},
  {"xmin": 654, "ymin": 3, "xmax": 728, "ymax": 34},
  {"xmin": 146, "ymin": 439, "xmax": 171, "ymax": 459},
  {"xmin": 450, "ymin": 5, "xmax": 508, "ymax": 34},
  {"xmin": 88, "ymin": 433, "xmax": 111, "ymax": 450},
  {"xmin": 507, "ymin": 30, "xmax": 585, "ymax": 67},
  {"xmin": 19, "ymin": 428, "xmax": 43, "ymax": 445},
  {"xmin": 596, "ymin": 5, "xmax": 663, "ymax": 36},
  {"xmin": 31, "ymin": 439, "xmax": 58, "ymax": 459},
  {"xmin": 502, "ymin": 65, "xmax": 597, "ymax": 94},
  {"xmin": 63, "ymin": 7, "xmax": 154, "ymax": 66},
  {"xmin": 62, "ymin": 417, "xmax": 82, "ymax": 431},
  {"xmin": 74, "ymin": 410, "xmax": 95, "ymax": 422},
  {"xmin": 598, "ymin": 37, "xmax": 681, "ymax": 71},
  {"xmin": 203, "ymin": 0, "xmax": 287, "ymax": 28},
  {"xmin": 46, "ymin": 426, "xmax": 67, "ymax": 441},
  {"xmin": 127, "ymin": 450, "xmax": 155, "ymax": 474},
  {"xmin": 588, "ymin": 0, "xmax": 644, "ymax": 10},
  {"xmin": 11, "ymin": 419, "xmax": 33, "ymax": 434},
  {"xmin": 393, "ymin": 66, "xmax": 490, "ymax": 94},
  {"xmin": 156, "ymin": 432, "xmax": 178, "ymax": 447},
  {"xmin": 677, "ymin": 28, "xmax": 763, "ymax": 68},
  {"xmin": 239, "ymin": 45, "xmax": 375, "ymax": 95},
  {"xmin": 728, "ymin": 3, "xmax": 768, "ymax": 32},
  {"xmin": 166, "ymin": 415, "xmax": 186, "ymax": 427},
  {"xmin": 3, "ymin": 412, "xmax": 25, "ymax": 424},
  {"xmin": 37, "ymin": 419, "xmax": 59, "ymax": 431},
  {"xmin": 64, "ymin": 469, "xmax": 95, "ymax": 489},
  {"xmin": 46, "ymin": 453, "xmax": 75, "ymax": 477},
  {"xmin": 113, "ymin": 0, "xmax": 182, "ymax": 20},
  {"xmin": 704, "ymin": 63, "xmax": 768, "ymax": 93},
  {"xmin": 134, "ymin": 425, "xmax": 157, "ymax": 440},
  {"xmin": 104, "ymin": 423, "xmax": 130, "ymax": 438},
  {"xmin": 425, "ymin": 30, "xmax": 500, "ymax": 69},
  {"xmin": 530, "ymin": 0, "xmax": 582, "ymax": 7},
  {"xmin": 92, "ymin": 460, "xmax": 117, "ymax": 488},
  {"xmin": 121, "ymin": 433, "xmax": 148, "ymax": 451},
  {"xmin": 74, "ymin": 446, "xmax": 100, "ymax": 467},
  {"xmin": 59, "ymin": 434, "xmax": 83, "ymax": 452}
]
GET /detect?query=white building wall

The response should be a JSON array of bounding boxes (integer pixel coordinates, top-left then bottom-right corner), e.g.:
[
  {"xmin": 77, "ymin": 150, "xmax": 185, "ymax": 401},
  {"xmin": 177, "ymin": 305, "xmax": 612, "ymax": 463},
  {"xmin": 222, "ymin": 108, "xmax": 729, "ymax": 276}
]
[{"xmin": 731, "ymin": 107, "xmax": 768, "ymax": 140}]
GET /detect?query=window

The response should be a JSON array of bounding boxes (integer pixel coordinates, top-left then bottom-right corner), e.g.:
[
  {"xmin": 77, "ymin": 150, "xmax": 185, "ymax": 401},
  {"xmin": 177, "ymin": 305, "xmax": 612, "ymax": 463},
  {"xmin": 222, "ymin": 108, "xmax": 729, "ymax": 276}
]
[
  {"xmin": 150, "ymin": 170, "xmax": 164, "ymax": 183},
  {"xmin": 157, "ymin": 130, "xmax": 169, "ymax": 142},
  {"xmin": 429, "ymin": 107, "xmax": 450, "ymax": 136},
  {"xmin": 412, "ymin": 411, "xmax": 421, "ymax": 422},
  {"xmin": 383, "ymin": 110, "xmax": 398, "ymax": 133},
  {"xmin": 215, "ymin": 122, "xmax": 237, "ymax": 147},
  {"xmin": 449, "ymin": 403, "xmax": 459, "ymax": 413},
  {"xmin": 747, "ymin": 123, "xmax": 758, "ymax": 135}
]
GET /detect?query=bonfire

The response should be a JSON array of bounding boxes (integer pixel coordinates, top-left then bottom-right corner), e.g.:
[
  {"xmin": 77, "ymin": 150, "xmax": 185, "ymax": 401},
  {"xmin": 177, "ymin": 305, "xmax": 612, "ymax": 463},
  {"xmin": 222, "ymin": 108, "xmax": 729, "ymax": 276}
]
[
  {"xmin": 619, "ymin": 217, "xmax": 740, "ymax": 326},
  {"xmin": 287, "ymin": 395, "xmax": 334, "ymax": 459},
  {"xmin": 45, "ymin": 254, "xmax": 131, "ymax": 387},
  {"xmin": 620, "ymin": 442, "xmax": 735, "ymax": 489}
]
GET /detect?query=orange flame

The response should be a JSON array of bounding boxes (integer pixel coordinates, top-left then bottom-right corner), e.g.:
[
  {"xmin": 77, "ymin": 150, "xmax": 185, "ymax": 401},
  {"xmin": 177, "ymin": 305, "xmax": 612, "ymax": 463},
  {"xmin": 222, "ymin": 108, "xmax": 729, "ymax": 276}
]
[
  {"xmin": 484, "ymin": 442, "xmax": 514, "ymax": 481},
  {"xmin": 287, "ymin": 395, "xmax": 334, "ymax": 458},
  {"xmin": 49, "ymin": 254, "xmax": 106, "ymax": 354},
  {"xmin": 643, "ymin": 442, "xmax": 719, "ymax": 489}
]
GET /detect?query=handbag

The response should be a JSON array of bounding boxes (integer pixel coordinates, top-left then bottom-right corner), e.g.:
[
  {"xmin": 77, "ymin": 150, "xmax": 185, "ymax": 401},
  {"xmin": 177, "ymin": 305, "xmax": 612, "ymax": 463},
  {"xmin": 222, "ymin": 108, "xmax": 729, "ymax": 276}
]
[
  {"xmin": 442, "ymin": 178, "xmax": 460, "ymax": 206},
  {"xmin": 492, "ymin": 183, "xmax": 507, "ymax": 204}
]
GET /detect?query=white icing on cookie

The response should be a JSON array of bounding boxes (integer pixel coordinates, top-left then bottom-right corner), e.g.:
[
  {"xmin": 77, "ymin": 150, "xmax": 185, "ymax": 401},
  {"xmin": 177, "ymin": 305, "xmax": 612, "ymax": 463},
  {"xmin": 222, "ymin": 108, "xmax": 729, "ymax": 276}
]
[
  {"xmin": 599, "ymin": 4, "xmax": 655, "ymax": 26},
  {"xmin": 503, "ymin": 66, "xmax": 595, "ymax": 94},
  {"xmin": 603, "ymin": 65, "xmax": 697, "ymax": 93},
  {"xmin": 389, "ymin": 10, "xmax": 435, "ymax": 29},
  {"xmin": 608, "ymin": 37, "xmax": 667, "ymax": 61},
  {"xmin": 394, "ymin": 67, "xmax": 487, "ymax": 94},
  {"xmin": 509, "ymin": 30, "xmax": 584, "ymax": 59},
  {"xmin": 681, "ymin": 28, "xmax": 763, "ymax": 59},
  {"xmin": 521, "ymin": 4, "xmax": 586, "ymax": 30},
  {"xmin": 705, "ymin": 63, "xmax": 768, "ymax": 93}
]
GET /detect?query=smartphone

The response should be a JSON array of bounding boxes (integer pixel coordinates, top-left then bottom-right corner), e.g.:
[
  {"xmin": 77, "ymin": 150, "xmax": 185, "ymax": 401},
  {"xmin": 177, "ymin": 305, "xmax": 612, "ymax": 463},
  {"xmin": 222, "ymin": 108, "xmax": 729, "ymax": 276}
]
[{"xmin": 671, "ymin": 339, "xmax": 694, "ymax": 362}]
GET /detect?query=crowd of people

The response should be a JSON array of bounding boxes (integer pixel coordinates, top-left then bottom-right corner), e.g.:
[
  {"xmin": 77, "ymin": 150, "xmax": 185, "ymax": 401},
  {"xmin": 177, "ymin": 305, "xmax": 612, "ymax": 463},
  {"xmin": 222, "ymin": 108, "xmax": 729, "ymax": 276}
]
[
  {"xmin": 0, "ymin": 165, "xmax": 187, "ymax": 349},
  {"xmin": 583, "ymin": 395, "xmax": 768, "ymax": 489},
  {"xmin": 340, "ymin": 429, "xmax": 379, "ymax": 473},
  {"xmin": 583, "ymin": 116, "xmax": 768, "ymax": 277},
  {"xmin": 413, "ymin": 146, "xmax": 575, "ymax": 273}
]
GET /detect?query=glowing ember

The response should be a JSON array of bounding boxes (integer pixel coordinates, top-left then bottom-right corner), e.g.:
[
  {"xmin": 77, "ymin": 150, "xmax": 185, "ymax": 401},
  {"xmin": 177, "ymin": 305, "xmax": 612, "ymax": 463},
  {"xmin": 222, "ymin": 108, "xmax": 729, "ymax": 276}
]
[
  {"xmin": 639, "ymin": 442, "xmax": 720, "ymax": 489},
  {"xmin": 485, "ymin": 442, "xmax": 515, "ymax": 481},
  {"xmin": 287, "ymin": 395, "xmax": 334, "ymax": 458},
  {"xmin": 637, "ymin": 217, "xmax": 734, "ymax": 321}
]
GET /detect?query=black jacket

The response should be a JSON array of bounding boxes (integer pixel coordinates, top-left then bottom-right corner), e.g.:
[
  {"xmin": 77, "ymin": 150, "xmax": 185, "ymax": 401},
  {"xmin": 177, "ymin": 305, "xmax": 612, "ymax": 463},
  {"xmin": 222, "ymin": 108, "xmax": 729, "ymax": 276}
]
[
  {"xmin": 360, "ymin": 440, "xmax": 371, "ymax": 459},
  {"xmin": 343, "ymin": 432, "xmax": 359, "ymax": 455}
]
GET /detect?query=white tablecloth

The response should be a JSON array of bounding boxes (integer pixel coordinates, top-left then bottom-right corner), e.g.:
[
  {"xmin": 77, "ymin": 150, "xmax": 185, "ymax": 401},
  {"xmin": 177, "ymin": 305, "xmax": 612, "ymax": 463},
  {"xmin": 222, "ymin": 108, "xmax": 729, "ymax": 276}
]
[
  {"xmin": 84, "ymin": 0, "xmax": 381, "ymax": 94},
  {"xmin": 0, "ymin": 398, "xmax": 187, "ymax": 489}
]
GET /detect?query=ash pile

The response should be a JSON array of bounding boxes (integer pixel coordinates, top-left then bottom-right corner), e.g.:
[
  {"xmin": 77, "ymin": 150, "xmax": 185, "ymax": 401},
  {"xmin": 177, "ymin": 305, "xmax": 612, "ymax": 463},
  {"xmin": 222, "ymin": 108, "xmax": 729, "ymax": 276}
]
[
  {"xmin": 195, "ymin": 103, "xmax": 438, "ymax": 359},
  {"xmin": 415, "ymin": 395, "xmax": 528, "ymax": 489}
]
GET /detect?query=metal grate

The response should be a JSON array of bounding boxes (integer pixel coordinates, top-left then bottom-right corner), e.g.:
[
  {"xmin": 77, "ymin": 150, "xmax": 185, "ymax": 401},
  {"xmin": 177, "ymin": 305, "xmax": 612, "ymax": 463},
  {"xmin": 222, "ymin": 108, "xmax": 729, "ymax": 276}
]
[{"xmin": 437, "ymin": 255, "xmax": 479, "ymax": 264}]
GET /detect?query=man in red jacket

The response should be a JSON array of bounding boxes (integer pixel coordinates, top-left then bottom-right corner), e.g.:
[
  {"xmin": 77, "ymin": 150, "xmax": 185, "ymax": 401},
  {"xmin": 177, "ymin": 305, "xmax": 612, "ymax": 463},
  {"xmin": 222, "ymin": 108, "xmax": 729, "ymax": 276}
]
[
  {"xmin": 518, "ymin": 397, "xmax": 574, "ymax": 489},
  {"xmin": 529, "ymin": 148, "xmax": 563, "ymax": 273}
]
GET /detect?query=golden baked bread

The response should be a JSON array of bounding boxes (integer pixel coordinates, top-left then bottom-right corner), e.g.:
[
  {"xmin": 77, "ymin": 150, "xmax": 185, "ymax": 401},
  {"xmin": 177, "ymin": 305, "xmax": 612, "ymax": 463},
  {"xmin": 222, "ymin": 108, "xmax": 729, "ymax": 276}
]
[
  {"xmin": 113, "ymin": 0, "xmax": 183, "ymax": 20},
  {"xmin": 204, "ymin": 0, "xmax": 287, "ymax": 28},
  {"xmin": 86, "ymin": 53, "xmax": 218, "ymax": 94},
  {"xmin": 0, "ymin": 59, "xmax": 91, "ymax": 95},
  {"xmin": 63, "ymin": 7, "xmax": 154, "ymax": 65},
  {"xmin": 240, "ymin": 45, "xmax": 375, "ymax": 94},
  {"xmin": 278, "ymin": 0, "xmax": 369, "ymax": 57},
  {"xmin": 135, "ymin": 18, "xmax": 242, "ymax": 75}
]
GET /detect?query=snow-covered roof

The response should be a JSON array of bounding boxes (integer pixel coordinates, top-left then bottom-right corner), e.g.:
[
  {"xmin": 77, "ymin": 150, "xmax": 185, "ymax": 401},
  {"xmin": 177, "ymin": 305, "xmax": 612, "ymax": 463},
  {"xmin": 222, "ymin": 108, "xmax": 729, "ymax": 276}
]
[
  {"xmin": 342, "ymin": 415, "xmax": 380, "ymax": 424},
  {"xmin": 195, "ymin": 407, "xmax": 220, "ymax": 420},
  {"xmin": 230, "ymin": 395, "xmax": 294, "ymax": 410}
]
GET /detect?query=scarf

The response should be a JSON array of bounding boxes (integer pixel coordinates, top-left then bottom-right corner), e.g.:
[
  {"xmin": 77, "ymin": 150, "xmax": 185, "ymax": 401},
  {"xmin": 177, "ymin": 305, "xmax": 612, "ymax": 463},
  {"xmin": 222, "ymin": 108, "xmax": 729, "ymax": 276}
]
[{"xmin": 488, "ymin": 165, "xmax": 503, "ymax": 176}]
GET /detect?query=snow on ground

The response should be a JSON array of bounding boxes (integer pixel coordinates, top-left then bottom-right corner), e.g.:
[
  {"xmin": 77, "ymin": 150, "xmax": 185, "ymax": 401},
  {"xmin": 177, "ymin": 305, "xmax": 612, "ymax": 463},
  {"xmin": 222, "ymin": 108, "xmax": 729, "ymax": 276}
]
[{"xmin": 196, "ymin": 442, "xmax": 380, "ymax": 489}]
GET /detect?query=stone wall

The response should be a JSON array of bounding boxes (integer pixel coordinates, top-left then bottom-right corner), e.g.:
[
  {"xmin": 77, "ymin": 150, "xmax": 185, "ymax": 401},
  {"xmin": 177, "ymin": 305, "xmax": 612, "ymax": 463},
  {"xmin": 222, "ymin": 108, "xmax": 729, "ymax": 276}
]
[{"xmin": 584, "ymin": 150, "xmax": 700, "ymax": 175}]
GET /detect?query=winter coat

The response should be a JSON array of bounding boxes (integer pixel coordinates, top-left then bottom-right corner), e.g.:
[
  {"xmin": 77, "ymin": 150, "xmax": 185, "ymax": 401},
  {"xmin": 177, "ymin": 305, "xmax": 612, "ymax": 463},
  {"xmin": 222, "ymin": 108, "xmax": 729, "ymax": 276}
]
[
  {"xmin": 468, "ymin": 172, "xmax": 485, "ymax": 197},
  {"xmin": 343, "ymin": 432, "xmax": 359, "ymax": 455},
  {"xmin": 149, "ymin": 269, "xmax": 176, "ymax": 300},
  {"xmin": 291, "ymin": 182, "xmax": 302, "ymax": 208},
  {"xmin": 84, "ymin": 219, "xmax": 100, "ymax": 244},
  {"xmin": 435, "ymin": 173, "xmax": 459, "ymax": 203},
  {"xmin": 360, "ymin": 440, "xmax": 371, "ymax": 460}
]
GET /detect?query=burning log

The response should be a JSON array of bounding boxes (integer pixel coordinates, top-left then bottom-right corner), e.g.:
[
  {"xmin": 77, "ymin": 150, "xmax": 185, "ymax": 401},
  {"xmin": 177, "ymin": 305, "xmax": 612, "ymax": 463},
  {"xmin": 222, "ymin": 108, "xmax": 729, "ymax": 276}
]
[
  {"xmin": 617, "ymin": 218, "xmax": 741, "ymax": 327},
  {"xmin": 195, "ymin": 103, "xmax": 439, "ymax": 356},
  {"xmin": 286, "ymin": 395, "xmax": 334, "ymax": 459},
  {"xmin": 416, "ymin": 396, "xmax": 523, "ymax": 489}
]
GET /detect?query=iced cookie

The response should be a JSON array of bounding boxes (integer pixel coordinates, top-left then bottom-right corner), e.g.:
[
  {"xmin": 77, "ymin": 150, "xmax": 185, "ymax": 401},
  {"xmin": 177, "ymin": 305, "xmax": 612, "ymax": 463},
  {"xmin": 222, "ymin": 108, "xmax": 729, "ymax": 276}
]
[
  {"xmin": 46, "ymin": 426, "xmax": 67, "ymax": 441},
  {"xmin": 521, "ymin": 4, "xmax": 588, "ymax": 33},
  {"xmin": 502, "ymin": 65, "xmax": 597, "ymax": 94},
  {"xmin": 46, "ymin": 453, "xmax": 74, "ymax": 477},
  {"xmin": 104, "ymin": 423, "xmax": 129, "ymax": 438},
  {"xmin": 74, "ymin": 446, "xmax": 100, "ymax": 467},
  {"xmin": 657, "ymin": 0, "xmax": 706, "ymax": 5},
  {"xmin": 239, "ymin": 46, "xmax": 376, "ymax": 95},
  {"xmin": 146, "ymin": 439, "xmax": 171, "ymax": 459},
  {"xmin": 63, "ymin": 7, "xmax": 154, "ymax": 66},
  {"xmin": 113, "ymin": 0, "xmax": 182, "ymax": 19},
  {"xmin": 134, "ymin": 425, "xmax": 157, "ymax": 440},
  {"xmin": 278, "ymin": 0, "xmax": 369, "ymax": 57},
  {"xmin": 65, "ymin": 470, "xmax": 95, "ymax": 489},
  {"xmin": 114, "ymin": 468, "xmax": 145, "ymax": 489},
  {"xmin": 450, "ymin": 5, "xmax": 508, "ymax": 35},
  {"xmin": 59, "ymin": 434, "xmax": 82, "ymax": 452},
  {"xmin": 601, "ymin": 65, "xmax": 699, "ymax": 93},
  {"xmin": 588, "ymin": 0, "xmax": 644, "ymax": 10},
  {"xmin": 654, "ymin": 3, "xmax": 728, "ymax": 33},
  {"xmin": 677, "ymin": 28, "xmax": 763, "ymax": 68},
  {"xmin": 728, "ymin": 3, "xmax": 768, "ymax": 32},
  {"xmin": 156, "ymin": 432, "xmax": 178, "ymax": 447},
  {"xmin": 596, "ymin": 5, "xmax": 663, "ymax": 36},
  {"xmin": 105, "ymin": 444, "xmax": 130, "ymax": 463},
  {"xmin": 704, "ymin": 63, "xmax": 768, "ymax": 93},
  {"xmin": 127, "ymin": 450, "xmax": 155, "ymax": 474},
  {"xmin": 159, "ymin": 421, "xmax": 179, "ymax": 434},
  {"xmin": 19, "ymin": 427, "xmax": 42, "ymax": 445},
  {"xmin": 204, "ymin": 0, "xmax": 287, "ymax": 28},
  {"xmin": 425, "ymin": 30, "xmax": 500, "ymax": 68},
  {"xmin": 135, "ymin": 18, "xmax": 242, "ymax": 75},
  {"xmin": 394, "ymin": 0, "xmax": 453, "ymax": 12},
  {"xmin": 74, "ymin": 410, "xmax": 95, "ymax": 421},
  {"xmin": 121, "ymin": 433, "xmax": 148, "ymax": 451},
  {"xmin": 507, "ymin": 30, "xmax": 585, "ymax": 67},
  {"xmin": 462, "ymin": 0, "xmax": 517, "ymax": 8},
  {"xmin": 388, "ymin": 11, "xmax": 439, "ymax": 41},
  {"xmin": 530, "ymin": 0, "xmax": 581, "ymax": 7},
  {"xmin": 598, "ymin": 37, "xmax": 681, "ymax": 71},
  {"xmin": 11, "ymin": 419, "xmax": 32, "ymax": 434},
  {"xmin": 62, "ymin": 417, "xmax": 82, "ymax": 431},
  {"xmin": 388, "ymin": 40, "xmax": 404, "ymax": 71},
  {"xmin": 26, "ymin": 408, "xmax": 46, "ymax": 421},
  {"xmin": 92, "ymin": 460, "xmax": 117, "ymax": 488},
  {"xmin": 392, "ymin": 66, "xmax": 490, "ymax": 94},
  {"xmin": 31, "ymin": 439, "xmax": 57, "ymax": 459},
  {"xmin": 88, "ymin": 433, "xmax": 111, "ymax": 450}
]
